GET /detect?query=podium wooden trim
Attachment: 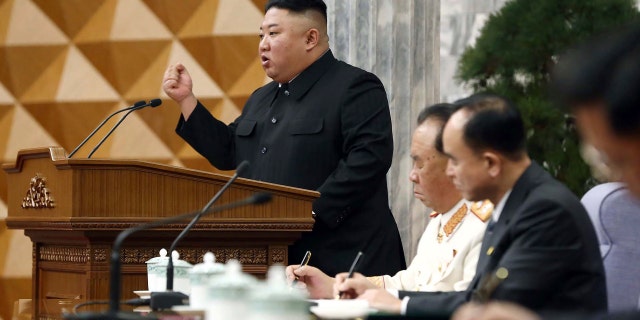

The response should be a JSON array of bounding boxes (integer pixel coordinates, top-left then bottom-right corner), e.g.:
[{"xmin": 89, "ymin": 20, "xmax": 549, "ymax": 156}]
[{"xmin": 3, "ymin": 147, "xmax": 318, "ymax": 319}]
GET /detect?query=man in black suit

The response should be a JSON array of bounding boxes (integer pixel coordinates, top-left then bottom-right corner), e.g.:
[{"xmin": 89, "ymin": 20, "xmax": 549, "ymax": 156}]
[
  {"xmin": 161, "ymin": 0, "xmax": 405, "ymax": 276},
  {"xmin": 453, "ymin": 24, "xmax": 640, "ymax": 320},
  {"xmin": 335, "ymin": 93, "xmax": 606, "ymax": 316}
]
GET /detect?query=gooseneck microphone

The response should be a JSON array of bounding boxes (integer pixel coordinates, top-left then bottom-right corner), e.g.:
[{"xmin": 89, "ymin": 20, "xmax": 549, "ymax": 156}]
[
  {"xmin": 64, "ymin": 192, "xmax": 272, "ymax": 320},
  {"xmin": 67, "ymin": 100, "xmax": 147, "ymax": 158},
  {"xmin": 87, "ymin": 99, "xmax": 163, "ymax": 158},
  {"xmin": 158, "ymin": 160, "xmax": 250, "ymax": 309}
]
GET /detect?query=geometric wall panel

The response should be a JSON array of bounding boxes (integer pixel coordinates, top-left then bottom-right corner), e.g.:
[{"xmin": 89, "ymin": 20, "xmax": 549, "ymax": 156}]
[
  {"xmin": 76, "ymin": 40, "xmax": 173, "ymax": 95},
  {"xmin": 4, "ymin": 0, "xmax": 68, "ymax": 45},
  {"xmin": 0, "ymin": 0, "xmax": 268, "ymax": 317},
  {"xmin": 21, "ymin": 101, "xmax": 120, "ymax": 152},
  {"xmin": 107, "ymin": 113, "xmax": 176, "ymax": 160},
  {"xmin": 0, "ymin": 82, "xmax": 13, "ymax": 104},
  {"xmin": 0, "ymin": 0, "xmax": 12, "ymax": 45},
  {"xmin": 176, "ymin": 0, "xmax": 220, "ymax": 37},
  {"xmin": 3, "ymin": 104, "xmax": 58, "ymax": 160},
  {"xmin": 32, "ymin": 0, "xmax": 106, "ymax": 39},
  {"xmin": 228, "ymin": 58, "xmax": 269, "ymax": 109},
  {"xmin": 142, "ymin": 0, "xmax": 205, "ymax": 35},
  {"xmin": 122, "ymin": 43, "xmax": 173, "ymax": 100},
  {"xmin": 110, "ymin": 0, "xmax": 173, "ymax": 40},
  {"xmin": 56, "ymin": 45, "xmax": 120, "ymax": 101},
  {"xmin": 251, "ymin": 0, "xmax": 267, "ymax": 12},
  {"xmin": 213, "ymin": 0, "xmax": 264, "ymax": 35},
  {"xmin": 71, "ymin": 0, "xmax": 117, "ymax": 42},
  {"xmin": 136, "ymin": 99, "xmax": 192, "ymax": 154},
  {"xmin": 181, "ymin": 35, "xmax": 260, "ymax": 91},
  {"xmin": 1, "ymin": 45, "xmax": 68, "ymax": 100},
  {"xmin": 0, "ymin": 104, "xmax": 15, "ymax": 169},
  {"xmin": 164, "ymin": 41, "xmax": 225, "ymax": 99}
]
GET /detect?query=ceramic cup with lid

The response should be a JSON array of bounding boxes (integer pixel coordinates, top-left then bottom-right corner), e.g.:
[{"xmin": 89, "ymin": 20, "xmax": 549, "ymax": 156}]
[
  {"xmin": 145, "ymin": 249, "xmax": 193, "ymax": 294},
  {"xmin": 189, "ymin": 252, "xmax": 225, "ymax": 308},
  {"xmin": 206, "ymin": 259, "xmax": 256, "ymax": 320}
]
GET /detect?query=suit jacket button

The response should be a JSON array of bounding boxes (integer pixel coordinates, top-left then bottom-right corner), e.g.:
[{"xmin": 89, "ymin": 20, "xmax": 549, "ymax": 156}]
[
  {"xmin": 271, "ymin": 117, "xmax": 277, "ymax": 124},
  {"xmin": 261, "ymin": 147, "xmax": 267, "ymax": 154}
]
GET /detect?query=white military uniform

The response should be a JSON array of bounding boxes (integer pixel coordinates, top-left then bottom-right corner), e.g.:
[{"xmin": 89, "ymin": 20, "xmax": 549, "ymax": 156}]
[{"xmin": 368, "ymin": 199, "xmax": 491, "ymax": 292}]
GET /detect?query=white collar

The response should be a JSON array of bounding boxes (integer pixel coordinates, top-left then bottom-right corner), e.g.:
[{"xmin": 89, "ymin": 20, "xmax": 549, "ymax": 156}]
[
  {"xmin": 439, "ymin": 199, "xmax": 467, "ymax": 225},
  {"xmin": 492, "ymin": 189, "xmax": 512, "ymax": 222}
]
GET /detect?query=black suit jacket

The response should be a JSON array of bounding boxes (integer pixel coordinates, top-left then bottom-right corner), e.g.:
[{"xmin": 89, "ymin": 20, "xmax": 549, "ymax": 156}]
[
  {"xmin": 401, "ymin": 162, "xmax": 607, "ymax": 315},
  {"xmin": 177, "ymin": 50, "xmax": 406, "ymax": 276},
  {"xmin": 541, "ymin": 310, "xmax": 639, "ymax": 320}
]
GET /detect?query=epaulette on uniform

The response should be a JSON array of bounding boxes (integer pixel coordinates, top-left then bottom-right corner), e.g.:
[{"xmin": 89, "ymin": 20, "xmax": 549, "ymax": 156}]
[{"xmin": 471, "ymin": 200, "xmax": 493, "ymax": 222}]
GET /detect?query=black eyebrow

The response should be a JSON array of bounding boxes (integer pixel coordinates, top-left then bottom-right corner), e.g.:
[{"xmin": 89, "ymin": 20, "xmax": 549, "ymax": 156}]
[{"xmin": 259, "ymin": 23, "xmax": 280, "ymax": 30}]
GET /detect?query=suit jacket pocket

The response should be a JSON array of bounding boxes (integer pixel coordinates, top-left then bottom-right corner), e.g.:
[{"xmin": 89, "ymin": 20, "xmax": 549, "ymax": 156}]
[
  {"xmin": 290, "ymin": 118, "xmax": 323, "ymax": 135},
  {"xmin": 236, "ymin": 119, "xmax": 257, "ymax": 137},
  {"xmin": 494, "ymin": 246, "xmax": 581, "ymax": 290}
]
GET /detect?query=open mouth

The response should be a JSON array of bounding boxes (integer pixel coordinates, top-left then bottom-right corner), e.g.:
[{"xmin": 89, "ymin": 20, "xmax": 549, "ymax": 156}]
[{"xmin": 261, "ymin": 55, "xmax": 270, "ymax": 65}]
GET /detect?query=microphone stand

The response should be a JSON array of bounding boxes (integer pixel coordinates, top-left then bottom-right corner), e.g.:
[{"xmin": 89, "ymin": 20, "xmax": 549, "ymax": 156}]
[
  {"xmin": 87, "ymin": 99, "xmax": 162, "ymax": 158},
  {"xmin": 153, "ymin": 161, "xmax": 250, "ymax": 310},
  {"xmin": 64, "ymin": 192, "xmax": 272, "ymax": 320},
  {"xmin": 67, "ymin": 100, "xmax": 146, "ymax": 158}
]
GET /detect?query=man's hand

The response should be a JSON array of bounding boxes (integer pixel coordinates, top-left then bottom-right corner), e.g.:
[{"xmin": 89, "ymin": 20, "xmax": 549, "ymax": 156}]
[
  {"xmin": 334, "ymin": 272, "xmax": 376, "ymax": 299},
  {"xmin": 358, "ymin": 288, "xmax": 402, "ymax": 314},
  {"xmin": 162, "ymin": 63, "xmax": 198, "ymax": 119},
  {"xmin": 285, "ymin": 265, "xmax": 335, "ymax": 299},
  {"xmin": 334, "ymin": 273, "xmax": 401, "ymax": 314}
]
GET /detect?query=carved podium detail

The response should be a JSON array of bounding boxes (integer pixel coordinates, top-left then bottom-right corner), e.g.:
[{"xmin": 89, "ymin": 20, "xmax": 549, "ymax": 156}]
[
  {"xmin": 3, "ymin": 147, "xmax": 318, "ymax": 319},
  {"xmin": 21, "ymin": 174, "xmax": 55, "ymax": 209}
]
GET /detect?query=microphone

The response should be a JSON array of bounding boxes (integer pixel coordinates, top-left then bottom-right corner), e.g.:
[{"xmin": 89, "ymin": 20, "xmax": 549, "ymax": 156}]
[
  {"xmin": 67, "ymin": 100, "xmax": 147, "ymax": 158},
  {"xmin": 64, "ymin": 191, "xmax": 272, "ymax": 320},
  {"xmin": 155, "ymin": 160, "xmax": 250, "ymax": 310},
  {"xmin": 87, "ymin": 99, "xmax": 162, "ymax": 158}
]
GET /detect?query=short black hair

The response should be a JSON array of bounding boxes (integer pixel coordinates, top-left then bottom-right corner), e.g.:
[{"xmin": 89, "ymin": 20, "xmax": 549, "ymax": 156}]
[
  {"xmin": 552, "ymin": 23, "xmax": 640, "ymax": 135},
  {"xmin": 265, "ymin": 0, "xmax": 327, "ymax": 21},
  {"xmin": 606, "ymin": 45, "xmax": 640, "ymax": 135},
  {"xmin": 417, "ymin": 103, "xmax": 456, "ymax": 153},
  {"xmin": 453, "ymin": 93, "xmax": 527, "ymax": 160}
]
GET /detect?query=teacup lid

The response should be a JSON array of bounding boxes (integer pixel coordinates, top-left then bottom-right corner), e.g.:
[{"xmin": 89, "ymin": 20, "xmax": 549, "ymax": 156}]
[
  {"xmin": 145, "ymin": 248, "xmax": 168, "ymax": 264},
  {"xmin": 251, "ymin": 265, "xmax": 307, "ymax": 301},
  {"xmin": 209, "ymin": 259, "xmax": 256, "ymax": 288},
  {"xmin": 169, "ymin": 251, "xmax": 194, "ymax": 268},
  {"xmin": 145, "ymin": 249, "xmax": 193, "ymax": 268},
  {"xmin": 190, "ymin": 252, "xmax": 225, "ymax": 274}
]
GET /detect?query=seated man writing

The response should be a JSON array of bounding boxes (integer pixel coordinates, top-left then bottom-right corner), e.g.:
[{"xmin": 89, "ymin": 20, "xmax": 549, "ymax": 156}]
[
  {"xmin": 333, "ymin": 93, "xmax": 606, "ymax": 316},
  {"xmin": 286, "ymin": 103, "xmax": 491, "ymax": 296}
]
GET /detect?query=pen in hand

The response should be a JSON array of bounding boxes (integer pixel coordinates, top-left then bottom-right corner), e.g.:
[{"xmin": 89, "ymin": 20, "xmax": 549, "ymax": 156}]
[
  {"xmin": 291, "ymin": 250, "xmax": 312, "ymax": 287},
  {"xmin": 337, "ymin": 251, "xmax": 364, "ymax": 299}
]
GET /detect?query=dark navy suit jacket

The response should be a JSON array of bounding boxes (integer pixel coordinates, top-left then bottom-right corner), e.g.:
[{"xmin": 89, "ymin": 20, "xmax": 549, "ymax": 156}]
[{"xmin": 401, "ymin": 162, "xmax": 607, "ymax": 315}]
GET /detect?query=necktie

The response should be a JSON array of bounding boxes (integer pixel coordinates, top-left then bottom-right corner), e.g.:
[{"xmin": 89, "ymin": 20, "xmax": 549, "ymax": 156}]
[
  {"xmin": 474, "ymin": 218, "xmax": 498, "ymax": 282},
  {"xmin": 486, "ymin": 218, "xmax": 497, "ymax": 233}
]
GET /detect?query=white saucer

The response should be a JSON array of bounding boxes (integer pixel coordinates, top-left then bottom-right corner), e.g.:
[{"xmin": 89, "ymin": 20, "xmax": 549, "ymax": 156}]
[
  {"xmin": 171, "ymin": 305, "xmax": 204, "ymax": 311},
  {"xmin": 310, "ymin": 305, "xmax": 369, "ymax": 319},
  {"xmin": 133, "ymin": 290, "xmax": 151, "ymax": 299}
]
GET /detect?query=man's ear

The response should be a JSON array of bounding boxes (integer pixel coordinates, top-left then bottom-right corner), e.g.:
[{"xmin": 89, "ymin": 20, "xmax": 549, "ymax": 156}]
[
  {"xmin": 484, "ymin": 151, "xmax": 502, "ymax": 178},
  {"xmin": 305, "ymin": 28, "xmax": 320, "ymax": 49}
]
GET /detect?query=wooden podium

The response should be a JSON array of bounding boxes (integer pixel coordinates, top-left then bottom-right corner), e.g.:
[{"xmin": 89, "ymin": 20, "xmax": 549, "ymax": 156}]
[{"xmin": 2, "ymin": 147, "xmax": 318, "ymax": 319}]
